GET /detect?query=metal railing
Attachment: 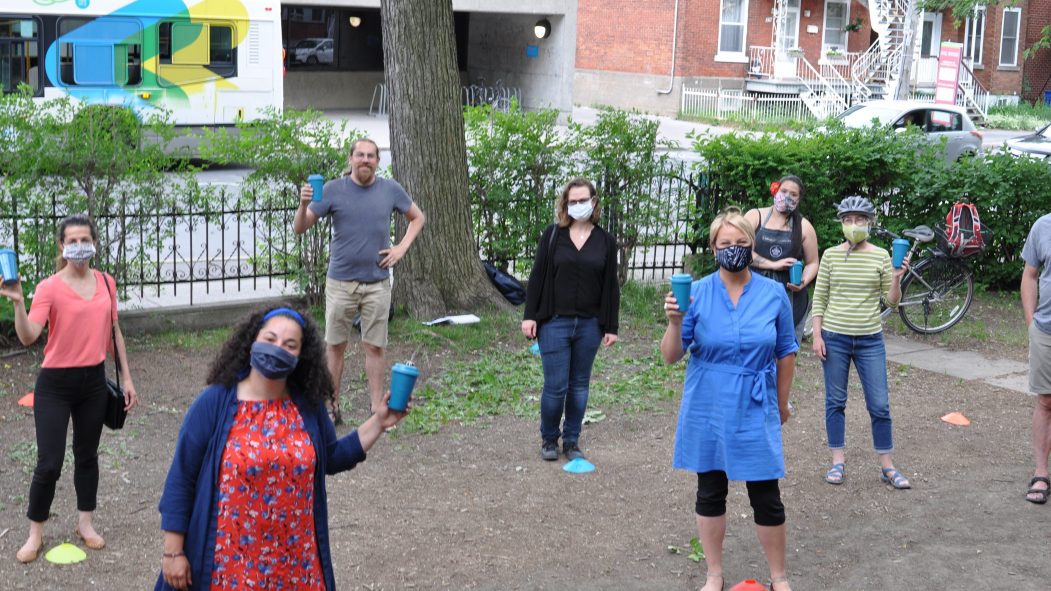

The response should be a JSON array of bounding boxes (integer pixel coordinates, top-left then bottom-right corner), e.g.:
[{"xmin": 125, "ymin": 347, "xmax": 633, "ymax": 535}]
[
  {"xmin": 369, "ymin": 83, "xmax": 389, "ymax": 117},
  {"xmin": 681, "ymin": 87, "xmax": 813, "ymax": 123}
]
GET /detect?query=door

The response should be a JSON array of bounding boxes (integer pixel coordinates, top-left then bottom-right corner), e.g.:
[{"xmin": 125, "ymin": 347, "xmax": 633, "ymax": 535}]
[
  {"xmin": 774, "ymin": 0, "xmax": 801, "ymax": 78},
  {"xmin": 917, "ymin": 13, "xmax": 943, "ymax": 86}
]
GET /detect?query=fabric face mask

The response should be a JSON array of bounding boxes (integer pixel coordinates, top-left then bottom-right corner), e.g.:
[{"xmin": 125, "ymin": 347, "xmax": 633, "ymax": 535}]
[
  {"xmin": 62, "ymin": 242, "xmax": 96, "ymax": 264},
  {"xmin": 567, "ymin": 201, "xmax": 594, "ymax": 221},
  {"xmin": 715, "ymin": 244, "xmax": 753, "ymax": 272},
  {"xmin": 250, "ymin": 341, "xmax": 299, "ymax": 380},
  {"xmin": 842, "ymin": 223, "xmax": 870, "ymax": 244},
  {"xmin": 773, "ymin": 191, "xmax": 798, "ymax": 214}
]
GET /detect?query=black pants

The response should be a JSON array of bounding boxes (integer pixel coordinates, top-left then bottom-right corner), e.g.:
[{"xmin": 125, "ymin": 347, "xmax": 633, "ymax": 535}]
[
  {"xmin": 695, "ymin": 470, "xmax": 785, "ymax": 526},
  {"xmin": 27, "ymin": 364, "xmax": 108, "ymax": 523}
]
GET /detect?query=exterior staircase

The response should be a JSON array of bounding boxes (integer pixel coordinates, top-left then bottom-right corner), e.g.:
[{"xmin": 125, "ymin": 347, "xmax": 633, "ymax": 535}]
[{"xmin": 850, "ymin": 0, "xmax": 918, "ymax": 105}]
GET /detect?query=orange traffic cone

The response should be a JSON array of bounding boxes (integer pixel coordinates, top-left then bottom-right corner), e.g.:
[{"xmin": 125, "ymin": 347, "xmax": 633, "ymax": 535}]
[{"xmin": 730, "ymin": 580, "xmax": 768, "ymax": 591}]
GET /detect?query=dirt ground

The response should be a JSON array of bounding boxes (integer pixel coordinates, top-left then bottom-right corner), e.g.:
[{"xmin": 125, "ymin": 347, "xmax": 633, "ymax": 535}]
[{"xmin": 0, "ymin": 322, "xmax": 1049, "ymax": 591}]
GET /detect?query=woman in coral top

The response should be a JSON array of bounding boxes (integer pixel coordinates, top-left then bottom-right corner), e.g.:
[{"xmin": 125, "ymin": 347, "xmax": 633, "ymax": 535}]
[
  {"xmin": 156, "ymin": 306, "xmax": 410, "ymax": 591},
  {"xmin": 1, "ymin": 214, "xmax": 139, "ymax": 563}
]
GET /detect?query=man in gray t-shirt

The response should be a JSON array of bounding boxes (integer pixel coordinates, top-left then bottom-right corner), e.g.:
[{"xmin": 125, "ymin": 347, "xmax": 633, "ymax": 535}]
[
  {"xmin": 293, "ymin": 138, "xmax": 426, "ymax": 417},
  {"xmin": 1021, "ymin": 212, "xmax": 1051, "ymax": 504}
]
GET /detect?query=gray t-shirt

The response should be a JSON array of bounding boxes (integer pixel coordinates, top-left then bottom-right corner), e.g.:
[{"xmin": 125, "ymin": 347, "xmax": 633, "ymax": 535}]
[
  {"xmin": 309, "ymin": 176, "xmax": 413, "ymax": 283},
  {"xmin": 1022, "ymin": 213, "xmax": 1051, "ymax": 334}
]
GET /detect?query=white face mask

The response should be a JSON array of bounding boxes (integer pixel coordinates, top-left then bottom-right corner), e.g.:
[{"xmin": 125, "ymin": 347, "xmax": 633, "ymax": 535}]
[
  {"xmin": 62, "ymin": 242, "xmax": 96, "ymax": 264},
  {"xmin": 567, "ymin": 201, "xmax": 594, "ymax": 221}
]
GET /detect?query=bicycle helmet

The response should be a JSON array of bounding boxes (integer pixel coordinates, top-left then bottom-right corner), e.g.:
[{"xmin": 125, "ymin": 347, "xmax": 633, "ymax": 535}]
[{"xmin": 835, "ymin": 195, "xmax": 877, "ymax": 220}]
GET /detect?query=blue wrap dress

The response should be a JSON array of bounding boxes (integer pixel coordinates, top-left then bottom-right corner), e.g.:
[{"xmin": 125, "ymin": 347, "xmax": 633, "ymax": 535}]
[{"xmin": 673, "ymin": 272, "xmax": 799, "ymax": 482}]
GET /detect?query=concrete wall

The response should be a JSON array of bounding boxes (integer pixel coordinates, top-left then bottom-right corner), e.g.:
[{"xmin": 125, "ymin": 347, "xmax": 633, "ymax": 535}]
[
  {"xmin": 573, "ymin": 69, "xmax": 684, "ymax": 116},
  {"xmin": 283, "ymin": 70, "xmax": 386, "ymax": 110},
  {"xmin": 466, "ymin": 10, "xmax": 577, "ymax": 113}
]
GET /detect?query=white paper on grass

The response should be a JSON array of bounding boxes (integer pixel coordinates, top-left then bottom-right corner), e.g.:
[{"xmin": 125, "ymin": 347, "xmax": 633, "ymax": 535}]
[{"xmin": 422, "ymin": 314, "xmax": 481, "ymax": 326}]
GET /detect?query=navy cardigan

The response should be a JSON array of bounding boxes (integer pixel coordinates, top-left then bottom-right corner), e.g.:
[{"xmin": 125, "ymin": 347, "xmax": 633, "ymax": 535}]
[{"xmin": 155, "ymin": 383, "xmax": 366, "ymax": 591}]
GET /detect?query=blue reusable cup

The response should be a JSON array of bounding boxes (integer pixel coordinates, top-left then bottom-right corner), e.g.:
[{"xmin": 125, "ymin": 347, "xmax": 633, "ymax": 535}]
[
  {"xmin": 789, "ymin": 260, "xmax": 803, "ymax": 286},
  {"xmin": 670, "ymin": 273, "xmax": 693, "ymax": 312},
  {"xmin": 389, "ymin": 362, "xmax": 420, "ymax": 412},
  {"xmin": 0, "ymin": 248, "xmax": 18, "ymax": 285},
  {"xmin": 308, "ymin": 174, "xmax": 324, "ymax": 202},
  {"xmin": 892, "ymin": 238, "xmax": 910, "ymax": 269}
]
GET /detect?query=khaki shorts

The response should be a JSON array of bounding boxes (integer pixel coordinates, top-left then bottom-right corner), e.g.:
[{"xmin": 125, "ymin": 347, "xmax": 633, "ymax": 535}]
[
  {"xmin": 325, "ymin": 277, "xmax": 391, "ymax": 348},
  {"xmin": 1029, "ymin": 322, "xmax": 1051, "ymax": 395}
]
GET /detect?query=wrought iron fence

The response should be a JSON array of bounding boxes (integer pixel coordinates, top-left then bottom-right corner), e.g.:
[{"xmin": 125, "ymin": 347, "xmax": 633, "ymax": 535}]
[{"xmin": 3, "ymin": 162, "xmax": 729, "ymax": 307}]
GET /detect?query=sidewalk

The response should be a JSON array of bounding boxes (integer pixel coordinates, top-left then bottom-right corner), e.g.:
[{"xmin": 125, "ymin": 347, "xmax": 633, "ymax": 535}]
[{"xmin": 884, "ymin": 333, "xmax": 1030, "ymax": 394}]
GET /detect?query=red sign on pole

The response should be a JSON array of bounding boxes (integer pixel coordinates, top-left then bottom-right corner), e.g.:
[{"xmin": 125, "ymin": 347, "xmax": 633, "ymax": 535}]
[{"xmin": 935, "ymin": 42, "xmax": 963, "ymax": 106}]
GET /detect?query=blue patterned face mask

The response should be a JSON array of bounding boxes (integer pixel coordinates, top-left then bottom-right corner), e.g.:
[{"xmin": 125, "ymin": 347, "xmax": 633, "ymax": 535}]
[
  {"xmin": 715, "ymin": 244, "xmax": 753, "ymax": 272},
  {"xmin": 250, "ymin": 341, "xmax": 299, "ymax": 380}
]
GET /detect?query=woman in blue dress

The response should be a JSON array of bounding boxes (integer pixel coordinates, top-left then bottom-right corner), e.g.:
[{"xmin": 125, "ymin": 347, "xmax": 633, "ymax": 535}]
[{"xmin": 661, "ymin": 207, "xmax": 798, "ymax": 591}]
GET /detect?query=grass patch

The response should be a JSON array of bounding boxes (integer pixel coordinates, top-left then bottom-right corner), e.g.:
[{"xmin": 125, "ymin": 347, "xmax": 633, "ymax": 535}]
[
  {"xmin": 387, "ymin": 308, "xmax": 521, "ymax": 357},
  {"xmin": 986, "ymin": 102, "xmax": 1051, "ymax": 131},
  {"xmin": 133, "ymin": 327, "xmax": 230, "ymax": 351},
  {"xmin": 882, "ymin": 289, "xmax": 1026, "ymax": 351}
]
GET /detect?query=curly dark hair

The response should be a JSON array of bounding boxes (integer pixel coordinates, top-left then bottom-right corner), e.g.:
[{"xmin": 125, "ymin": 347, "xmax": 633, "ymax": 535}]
[{"xmin": 205, "ymin": 304, "xmax": 333, "ymax": 408}]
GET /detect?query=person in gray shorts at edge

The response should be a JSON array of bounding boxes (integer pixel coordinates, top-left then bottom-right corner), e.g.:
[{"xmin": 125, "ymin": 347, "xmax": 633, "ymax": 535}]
[
  {"xmin": 1022, "ymin": 212, "xmax": 1051, "ymax": 505},
  {"xmin": 294, "ymin": 138, "xmax": 426, "ymax": 417}
]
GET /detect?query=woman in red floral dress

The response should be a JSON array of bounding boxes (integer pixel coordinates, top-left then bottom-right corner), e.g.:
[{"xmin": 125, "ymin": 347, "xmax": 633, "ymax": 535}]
[{"xmin": 155, "ymin": 306, "xmax": 410, "ymax": 591}]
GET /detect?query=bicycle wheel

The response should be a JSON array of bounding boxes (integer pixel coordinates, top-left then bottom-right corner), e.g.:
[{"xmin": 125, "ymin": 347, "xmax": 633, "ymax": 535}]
[{"xmin": 895, "ymin": 256, "xmax": 974, "ymax": 334}]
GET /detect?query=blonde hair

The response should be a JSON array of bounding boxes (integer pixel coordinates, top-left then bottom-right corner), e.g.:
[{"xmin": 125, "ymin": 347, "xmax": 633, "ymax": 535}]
[
  {"xmin": 708, "ymin": 206, "xmax": 755, "ymax": 249},
  {"xmin": 556, "ymin": 178, "xmax": 601, "ymax": 227}
]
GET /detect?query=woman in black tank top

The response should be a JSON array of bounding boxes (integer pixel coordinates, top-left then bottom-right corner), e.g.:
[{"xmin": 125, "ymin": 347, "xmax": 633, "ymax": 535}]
[{"xmin": 744, "ymin": 176, "xmax": 819, "ymax": 334}]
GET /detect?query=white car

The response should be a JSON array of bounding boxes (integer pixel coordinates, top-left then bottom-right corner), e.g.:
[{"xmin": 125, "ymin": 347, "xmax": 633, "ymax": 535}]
[
  {"xmin": 1006, "ymin": 122, "xmax": 1051, "ymax": 161},
  {"xmin": 837, "ymin": 100, "xmax": 983, "ymax": 162},
  {"xmin": 292, "ymin": 38, "xmax": 334, "ymax": 65}
]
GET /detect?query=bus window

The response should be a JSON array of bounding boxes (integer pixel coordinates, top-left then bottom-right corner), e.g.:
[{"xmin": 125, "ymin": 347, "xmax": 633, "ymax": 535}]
[
  {"xmin": 57, "ymin": 17, "xmax": 142, "ymax": 87},
  {"xmin": 211, "ymin": 25, "xmax": 233, "ymax": 64},
  {"xmin": 160, "ymin": 22, "xmax": 235, "ymax": 67},
  {"xmin": 0, "ymin": 17, "xmax": 40, "ymax": 94}
]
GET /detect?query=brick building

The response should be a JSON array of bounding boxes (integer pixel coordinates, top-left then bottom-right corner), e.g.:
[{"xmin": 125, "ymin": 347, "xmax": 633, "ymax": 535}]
[{"xmin": 575, "ymin": 0, "xmax": 1051, "ymax": 117}]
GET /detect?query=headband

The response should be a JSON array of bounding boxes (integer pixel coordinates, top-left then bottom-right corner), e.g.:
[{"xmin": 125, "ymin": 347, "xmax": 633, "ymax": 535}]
[{"xmin": 262, "ymin": 307, "xmax": 307, "ymax": 327}]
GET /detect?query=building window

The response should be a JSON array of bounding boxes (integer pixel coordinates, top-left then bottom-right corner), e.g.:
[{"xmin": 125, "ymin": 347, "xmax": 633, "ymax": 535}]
[
  {"xmin": 999, "ymin": 8, "xmax": 1021, "ymax": 67},
  {"xmin": 718, "ymin": 0, "xmax": 748, "ymax": 56},
  {"xmin": 919, "ymin": 13, "xmax": 942, "ymax": 58},
  {"xmin": 822, "ymin": 0, "xmax": 849, "ymax": 53},
  {"xmin": 963, "ymin": 6, "xmax": 985, "ymax": 65},
  {"xmin": 0, "ymin": 17, "xmax": 40, "ymax": 95}
]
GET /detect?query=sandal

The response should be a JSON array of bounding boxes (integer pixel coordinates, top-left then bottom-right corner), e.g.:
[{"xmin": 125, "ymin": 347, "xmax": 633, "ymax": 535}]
[
  {"xmin": 880, "ymin": 467, "xmax": 911, "ymax": 490},
  {"xmin": 825, "ymin": 463, "xmax": 845, "ymax": 485},
  {"xmin": 1026, "ymin": 476, "xmax": 1050, "ymax": 504}
]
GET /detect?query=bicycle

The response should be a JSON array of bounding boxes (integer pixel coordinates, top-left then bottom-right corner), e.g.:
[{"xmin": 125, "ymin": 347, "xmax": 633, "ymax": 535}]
[{"xmin": 872, "ymin": 224, "xmax": 975, "ymax": 334}]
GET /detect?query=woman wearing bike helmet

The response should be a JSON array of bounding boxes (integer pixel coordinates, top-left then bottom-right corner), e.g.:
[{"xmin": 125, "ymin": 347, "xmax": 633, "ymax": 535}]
[
  {"xmin": 811, "ymin": 195, "xmax": 912, "ymax": 490},
  {"xmin": 745, "ymin": 175, "xmax": 819, "ymax": 341}
]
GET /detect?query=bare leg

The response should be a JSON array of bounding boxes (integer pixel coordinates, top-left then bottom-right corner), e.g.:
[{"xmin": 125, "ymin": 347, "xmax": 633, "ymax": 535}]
[
  {"xmin": 76, "ymin": 510, "xmax": 104, "ymax": 548},
  {"xmin": 1029, "ymin": 395, "xmax": 1051, "ymax": 502},
  {"xmin": 363, "ymin": 343, "xmax": 386, "ymax": 413},
  {"xmin": 17, "ymin": 520, "xmax": 44, "ymax": 562},
  {"xmin": 756, "ymin": 523, "xmax": 791, "ymax": 591},
  {"xmin": 326, "ymin": 342, "xmax": 349, "ymax": 423},
  {"xmin": 697, "ymin": 514, "xmax": 725, "ymax": 591}
]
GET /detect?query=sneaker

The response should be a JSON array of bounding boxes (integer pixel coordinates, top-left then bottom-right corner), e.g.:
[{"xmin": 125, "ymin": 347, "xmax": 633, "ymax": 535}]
[
  {"xmin": 563, "ymin": 441, "xmax": 585, "ymax": 461},
  {"xmin": 541, "ymin": 440, "xmax": 559, "ymax": 461}
]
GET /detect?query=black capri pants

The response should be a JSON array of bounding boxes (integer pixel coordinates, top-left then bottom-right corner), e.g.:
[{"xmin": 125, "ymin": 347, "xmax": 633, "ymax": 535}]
[
  {"xmin": 27, "ymin": 363, "xmax": 108, "ymax": 523},
  {"xmin": 696, "ymin": 470, "xmax": 785, "ymax": 526}
]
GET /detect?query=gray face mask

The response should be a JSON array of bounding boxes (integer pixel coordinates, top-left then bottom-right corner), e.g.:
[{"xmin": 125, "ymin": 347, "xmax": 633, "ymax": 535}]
[{"xmin": 62, "ymin": 242, "xmax": 96, "ymax": 265}]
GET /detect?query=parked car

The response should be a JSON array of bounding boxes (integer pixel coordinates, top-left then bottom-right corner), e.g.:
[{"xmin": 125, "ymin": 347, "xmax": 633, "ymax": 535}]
[
  {"xmin": 836, "ymin": 100, "xmax": 983, "ymax": 162},
  {"xmin": 1006, "ymin": 122, "xmax": 1051, "ymax": 161},
  {"xmin": 291, "ymin": 38, "xmax": 334, "ymax": 65}
]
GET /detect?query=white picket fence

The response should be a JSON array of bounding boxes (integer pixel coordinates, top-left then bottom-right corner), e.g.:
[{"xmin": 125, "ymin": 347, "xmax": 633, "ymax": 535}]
[{"xmin": 681, "ymin": 87, "xmax": 814, "ymax": 124}]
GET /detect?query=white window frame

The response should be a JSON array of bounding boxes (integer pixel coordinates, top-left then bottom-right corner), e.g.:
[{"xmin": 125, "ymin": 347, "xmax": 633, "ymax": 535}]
[
  {"xmin": 963, "ymin": 6, "xmax": 985, "ymax": 65},
  {"xmin": 999, "ymin": 7, "xmax": 1021, "ymax": 67},
  {"xmin": 919, "ymin": 12, "xmax": 943, "ymax": 58},
  {"xmin": 822, "ymin": 0, "xmax": 850, "ymax": 55},
  {"xmin": 715, "ymin": 0, "xmax": 750, "ymax": 63}
]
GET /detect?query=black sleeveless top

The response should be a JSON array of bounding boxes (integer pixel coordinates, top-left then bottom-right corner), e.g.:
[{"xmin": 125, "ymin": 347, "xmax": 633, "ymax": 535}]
[{"xmin": 752, "ymin": 208, "xmax": 808, "ymax": 327}]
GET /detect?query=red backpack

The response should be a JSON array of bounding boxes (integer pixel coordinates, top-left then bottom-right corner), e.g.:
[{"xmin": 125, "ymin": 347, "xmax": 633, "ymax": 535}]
[{"xmin": 940, "ymin": 202, "xmax": 988, "ymax": 258}]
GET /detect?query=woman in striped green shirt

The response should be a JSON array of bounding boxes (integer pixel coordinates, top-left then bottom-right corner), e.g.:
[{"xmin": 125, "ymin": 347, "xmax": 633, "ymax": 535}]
[{"xmin": 811, "ymin": 196, "xmax": 912, "ymax": 490}]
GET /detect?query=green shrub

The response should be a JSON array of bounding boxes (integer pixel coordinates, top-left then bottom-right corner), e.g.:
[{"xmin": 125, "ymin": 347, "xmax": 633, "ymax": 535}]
[{"xmin": 986, "ymin": 101, "xmax": 1051, "ymax": 131}]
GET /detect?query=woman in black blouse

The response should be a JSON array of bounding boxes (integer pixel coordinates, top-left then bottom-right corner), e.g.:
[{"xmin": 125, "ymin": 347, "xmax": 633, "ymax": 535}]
[{"xmin": 522, "ymin": 178, "xmax": 620, "ymax": 462}]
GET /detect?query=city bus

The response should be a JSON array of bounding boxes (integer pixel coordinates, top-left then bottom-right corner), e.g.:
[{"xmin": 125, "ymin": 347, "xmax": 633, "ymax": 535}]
[{"xmin": 1, "ymin": 0, "xmax": 283, "ymax": 127}]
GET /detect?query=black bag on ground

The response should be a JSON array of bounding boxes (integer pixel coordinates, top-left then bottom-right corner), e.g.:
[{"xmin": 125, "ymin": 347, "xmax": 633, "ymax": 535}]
[{"xmin": 483, "ymin": 261, "xmax": 526, "ymax": 305}]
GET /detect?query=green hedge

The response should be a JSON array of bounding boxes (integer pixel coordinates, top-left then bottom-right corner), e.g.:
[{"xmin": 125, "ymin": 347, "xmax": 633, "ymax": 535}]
[{"xmin": 694, "ymin": 122, "xmax": 1051, "ymax": 289}]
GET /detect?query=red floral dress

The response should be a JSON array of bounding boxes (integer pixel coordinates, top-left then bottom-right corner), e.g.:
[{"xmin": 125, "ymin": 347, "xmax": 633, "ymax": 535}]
[{"xmin": 211, "ymin": 399, "xmax": 324, "ymax": 590}]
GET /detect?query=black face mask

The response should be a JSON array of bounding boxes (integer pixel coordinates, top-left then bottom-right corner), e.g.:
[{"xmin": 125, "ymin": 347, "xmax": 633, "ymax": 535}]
[
  {"xmin": 250, "ymin": 342, "xmax": 299, "ymax": 380},
  {"xmin": 715, "ymin": 244, "xmax": 753, "ymax": 272}
]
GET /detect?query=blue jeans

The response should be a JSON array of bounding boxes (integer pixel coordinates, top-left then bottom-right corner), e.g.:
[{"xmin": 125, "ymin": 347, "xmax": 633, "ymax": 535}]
[
  {"xmin": 538, "ymin": 316, "xmax": 602, "ymax": 443},
  {"xmin": 821, "ymin": 330, "xmax": 894, "ymax": 453}
]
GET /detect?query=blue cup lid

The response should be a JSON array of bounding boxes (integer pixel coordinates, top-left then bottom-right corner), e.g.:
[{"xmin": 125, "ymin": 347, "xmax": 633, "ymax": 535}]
[
  {"xmin": 308, "ymin": 174, "xmax": 324, "ymax": 182},
  {"xmin": 671, "ymin": 273, "xmax": 692, "ymax": 282},
  {"xmin": 392, "ymin": 363, "xmax": 419, "ymax": 376}
]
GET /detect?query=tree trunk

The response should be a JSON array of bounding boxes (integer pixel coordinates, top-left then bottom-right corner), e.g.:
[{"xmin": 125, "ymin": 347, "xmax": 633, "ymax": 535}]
[{"xmin": 380, "ymin": 0, "xmax": 507, "ymax": 319}]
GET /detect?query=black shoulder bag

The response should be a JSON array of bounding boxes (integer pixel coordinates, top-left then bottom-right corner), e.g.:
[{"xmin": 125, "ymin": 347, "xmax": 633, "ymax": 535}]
[{"xmin": 101, "ymin": 273, "xmax": 127, "ymax": 430}]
